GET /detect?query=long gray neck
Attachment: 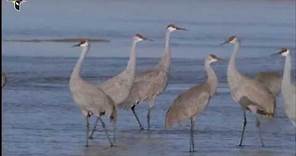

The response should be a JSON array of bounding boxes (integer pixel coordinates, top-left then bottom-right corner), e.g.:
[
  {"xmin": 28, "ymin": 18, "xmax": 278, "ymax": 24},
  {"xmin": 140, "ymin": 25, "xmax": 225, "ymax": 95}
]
[
  {"xmin": 126, "ymin": 40, "xmax": 137, "ymax": 72},
  {"xmin": 228, "ymin": 41, "xmax": 240, "ymax": 75},
  {"xmin": 71, "ymin": 46, "xmax": 89, "ymax": 79},
  {"xmin": 157, "ymin": 30, "xmax": 172, "ymax": 72},
  {"xmin": 205, "ymin": 60, "xmax": 218, "ymax": 96},
  {"xmin": 283, "ymin": 53, "xmax": 292, "ymax": 87}
]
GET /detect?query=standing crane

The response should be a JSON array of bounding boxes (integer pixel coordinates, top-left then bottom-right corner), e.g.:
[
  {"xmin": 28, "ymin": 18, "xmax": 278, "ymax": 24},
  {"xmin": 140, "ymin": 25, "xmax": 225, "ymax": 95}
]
[
  {"xmin": 274, "ymin": 48, "xmax": 296, "ymax": 127},
  {"xmin": 69, "ymin": 40, "xmax": 117, "ymax": 147},
  {"xmin": 88, "ymin": 34, "xmax": 150, "ymax": 139},
  {"xmin": 222, "ymin": 36, "xmax": 276, "ymax": 147},
  {"xmin": 165, "ymin": 54, "xmax": 222, "ymax": 152},
  {"xmin": 120, "ymin": 24, "xmax": 186, "ymax": 130}
]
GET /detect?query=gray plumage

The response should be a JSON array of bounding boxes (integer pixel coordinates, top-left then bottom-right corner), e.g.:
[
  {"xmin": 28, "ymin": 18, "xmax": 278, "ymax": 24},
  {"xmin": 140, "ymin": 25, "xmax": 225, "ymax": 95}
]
[
  {"xmin": 99, "ymin": 34, "xmax": 148, "ymax": 105},
  {"xmin": 255, "ymin": 72, "xmax": 282, "ymax": 96},
  {"xmin": 120, "ymin": 24, "xmax": 186, "ymax": 130},
  {"xmin": 277, "ymin": 48, "xmax": 296, "ymax": 127},
  {"xmin": 223, "ymin": 36, "xmax": 276, "ymax": 147},
  {"xmin": 165, "ymin": 54, "xmax": 221, "ymax": 152},
  {"xmin": 69, "ymin": 40, "xmax": 117, "ymax": 147},
  {"xmin": 88, "ymin": 34, "xmax": 148, "ymax": 139}
]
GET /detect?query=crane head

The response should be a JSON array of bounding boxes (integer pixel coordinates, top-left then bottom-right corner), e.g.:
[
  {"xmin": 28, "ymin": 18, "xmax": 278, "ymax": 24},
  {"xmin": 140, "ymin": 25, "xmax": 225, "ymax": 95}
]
[
  {"xmin": 73, "ymin": 40, "xmax": 89, "ymax": 47},
  {"xmin": 208, "ymin": 54, "xmax": 223, "ymax": 64},
  {"xmin": 167, "ymin": 24, "xmax": 187, "ymax": 32},
  {"xmin": 278, "ymin": 48, "xmax": 290, "ymax": 57},
  {"xmin": 134, "ymin": 34, "xmax": 152, "ymax": 42},
  {"xmin": 221, "ymin": 35, "xmax": 238, "ymax": 45}
]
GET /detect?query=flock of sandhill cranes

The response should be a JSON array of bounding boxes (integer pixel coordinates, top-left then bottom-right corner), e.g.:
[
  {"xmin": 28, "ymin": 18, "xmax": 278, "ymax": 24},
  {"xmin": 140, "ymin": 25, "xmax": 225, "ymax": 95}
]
[{"xmin": 2, "ymin": 24, "xmax": 295, "ymax": 152}]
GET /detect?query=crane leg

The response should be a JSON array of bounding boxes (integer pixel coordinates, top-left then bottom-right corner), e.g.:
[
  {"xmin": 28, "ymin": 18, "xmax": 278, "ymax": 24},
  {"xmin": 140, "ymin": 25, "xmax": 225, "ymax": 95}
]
[
  {"xmin": 256, "ymin": 116, "xmax": 265, "ymax": 147},
  {"xmin": 239, "ymin": 111, "xmax": 247, "ymax": 146},
  {"xmin": 112, "ymin": 120, "xmax": 117, "ymax": 144},
  {"xmin": 85, "ymin": 115, "xmax": 90, "ymax": 147},
  {"xmin": 147, "ymin": 107, "xmax": 151, "ymax": 130},
  {"xmin": 98, "ymin": 117, "xmax": 114, "ymax": 147},
  {"xmin": 147, "ymin": 100, "xmax": 155, "ymax": 130},
  {"xmin": 189, "ymin": 117, "xmax": 195, "ymax": 152},
  {"xmin": 131, "ymin": 105, "xmax": 144, "ymax": 130},
  {"xmin": 88, "ymin": 117, "xmax": 99, "ymax": 139}
]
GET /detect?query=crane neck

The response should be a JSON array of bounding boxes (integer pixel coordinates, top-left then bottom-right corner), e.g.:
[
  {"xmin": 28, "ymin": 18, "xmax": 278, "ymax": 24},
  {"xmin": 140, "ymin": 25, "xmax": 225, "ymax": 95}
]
[
  {"xmin": 126, "ymin": 40, "xmax": 137, "ymax": 72},
  {"xmin": 205, "ymin": 60, "xmax": 218, "ymax": 96},
  {"xmin": 228, "ymin": 41, "xmax": 240, "ymax": 75},
  {"xmin": 157, "ymin": 30, "xmax": 172, "ymax": 72},
  {"xmin": 71, "ymin": 46, "xmax": 89, "ymax": 80},
  {"xmin": 282, "ymin": 53, "xmax": 292, "ymax": 87}
]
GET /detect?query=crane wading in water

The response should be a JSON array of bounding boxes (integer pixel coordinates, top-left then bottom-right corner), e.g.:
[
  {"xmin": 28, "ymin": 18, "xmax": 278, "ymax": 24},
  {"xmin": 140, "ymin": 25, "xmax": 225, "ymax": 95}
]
[
  {"xmin": 165, "ymin": 54, "xmax": 222, "ymax": 152},
  {"xmin": 120, "ymin": 24, "xmax": 187, "ymax": 130},
  {"xmin": 222, "ymin": 36, "xmax": 276, "ymax": 147},
  {"xmin": 273, "ymin": 48, "xmax": 296, "ymax": 127},
  {"xmin": 69, "ymin": 40, "xmax": 117, "ymax": 147},
  {"xmin": 89, "ymin": 34, "xmax": 151, "ymax": 139}
]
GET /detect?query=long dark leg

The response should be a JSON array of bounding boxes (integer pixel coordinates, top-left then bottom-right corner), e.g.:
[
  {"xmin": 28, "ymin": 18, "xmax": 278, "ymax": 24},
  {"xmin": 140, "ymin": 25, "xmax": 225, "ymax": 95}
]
[
  {"xmin": 98, "ymin": 117, "xmax": 114, "ymax": 147},
  {"xmin": 85, "ymin": 115, "xmax": 90, "ymax": 147},
  {"xmin": 147, "ymin": 99, "xmax": 155, "ymax": 130},
  {"xmin": 256, "ymin": 116, "xmax": 265, "ymax": 147},
  {"xmin": 88, "ymin": 117, "xmax": 99, "ymax": 139},
  {"xmin": 239, "ymin": 110, "xmax": 247, "ymax": 146},
  {"xmin": 189, "ymin": 117, "xmax": 195, "ymax": 152},
  {"xmin": 147, "ymin": 107, "xmax": 151, "ymax": 130},
  {"xmin": 112, "ymin": 120, "xmax": 117, "ymax": 144},
  {"xmin": 131, "ymin": 105, "xmax": 144, "ymax": 130}
]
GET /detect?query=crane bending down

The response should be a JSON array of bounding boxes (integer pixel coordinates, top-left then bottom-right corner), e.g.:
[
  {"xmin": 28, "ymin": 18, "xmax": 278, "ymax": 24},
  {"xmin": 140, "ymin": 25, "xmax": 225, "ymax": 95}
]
[
  {"xmin": 222, "ymin": 36, "xmax": 276, "ymax": 147},
  {"xmin": 69, "ymin": 40, "xmax": 117, "ymax": 147},
  {"xmin": 274, "ymin": 48, "xmax": 296, "ymax": 127},
  {"xmin": 120, "ymin": 24, "xmax": 186, "ymax": 130},
  {"xmin": 165, "ymin": 54, "xmax": 222, "ymax": 152},
  {"xmin": 88, "ymin": 34, "xmax": 150, "ymax": 138}
]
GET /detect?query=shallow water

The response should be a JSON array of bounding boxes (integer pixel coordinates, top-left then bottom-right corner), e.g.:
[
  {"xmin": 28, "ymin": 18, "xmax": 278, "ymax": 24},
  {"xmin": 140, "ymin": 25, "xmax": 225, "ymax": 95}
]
[
  {"xmin": 2, "ymin": 56, "xmax": 296, "ymax": 156},
  {"xmin": 2, "ymin": 0, "xmax": 296, "ymax": 155}
]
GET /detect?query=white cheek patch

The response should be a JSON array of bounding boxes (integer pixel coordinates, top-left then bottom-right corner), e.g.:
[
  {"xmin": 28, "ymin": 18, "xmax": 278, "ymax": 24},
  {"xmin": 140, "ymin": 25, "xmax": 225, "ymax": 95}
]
[
  {"xmin": 282, "ymin": 51, "xmax": 289, "ymax": 57},
  {"xmin": 168, "ymin": 27, "xmax": 176, "ymax": 32},
  {"xmin": 209, "ymin": 58, "xmax": 217, "ymax": 63},
  {"xmin": 230, "ymin": 38, "xmax": 237, "ymax": 44},
  {"xmin": 80, "ymin": 42, "xmax": 88, "ymax": 47}
]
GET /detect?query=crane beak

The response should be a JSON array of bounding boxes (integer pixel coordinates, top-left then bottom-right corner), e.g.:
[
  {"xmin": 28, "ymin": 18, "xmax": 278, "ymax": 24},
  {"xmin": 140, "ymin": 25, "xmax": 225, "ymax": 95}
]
[
  {"xmin": 176, "ymin": 27, "xmax": 187, "ymax": 31},
  {"xmin": 270, "ymin": 49, "xmax": 285, "ymax": 56},
  {"xmin": 270, "ymin": 52, "xmax": 281, "ymax": 56},
  {"xmin": 143, "ymin": 37, "xmax": 153, "ymax": 41},
  {"xmin": 220, "ymin": 41, "xmax": 228, "ymax": 46},
  {"xmin": 72, "ymin": 43, "xmax": 80, "ymax": 47},
  {"xmin": 217, "ymin": 57, "xmax": 224, "ymax": 62}
]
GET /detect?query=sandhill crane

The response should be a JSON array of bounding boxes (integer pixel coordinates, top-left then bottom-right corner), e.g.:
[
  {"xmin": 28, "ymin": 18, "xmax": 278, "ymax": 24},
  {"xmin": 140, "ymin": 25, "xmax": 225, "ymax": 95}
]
[
  {"xmin": 222, "ymin": 36, "xmax": 276, "ymax": 147},
  {"xmin": 274, "ymin": 48, "xmax": 296, "ymax": 127},
  {"xmin": 2, "ymin": 72, "xmax": 6, "ymax": 88},
  {"xmin": 69, "ymin": 40, "xmax": 117, "ymax": 147},
  {"xmin": 120, "ymin": 24, "xmax": 186, "ymax": 130},
  {"xmin": 165, "ymin": 54, "xmax": 222, "ymax": 152},
  {"xmin": 88, "ymin": 34, "xmax": 150, "ymax": 139}
]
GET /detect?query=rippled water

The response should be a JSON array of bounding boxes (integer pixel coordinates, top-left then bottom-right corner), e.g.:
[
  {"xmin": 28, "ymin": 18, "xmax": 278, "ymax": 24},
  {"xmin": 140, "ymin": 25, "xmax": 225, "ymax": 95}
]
[{"xmin": 3, "ymin": 56, "xmax": 296, "ymax": 156}]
